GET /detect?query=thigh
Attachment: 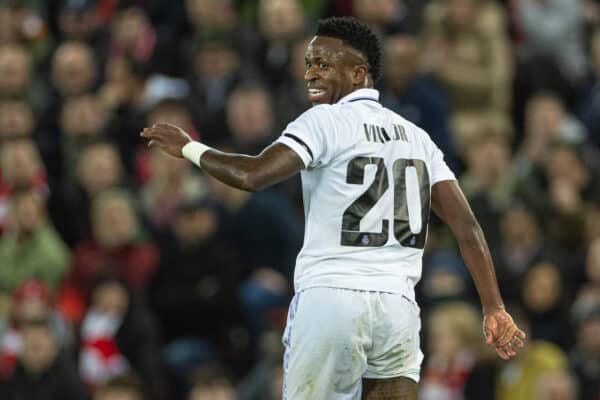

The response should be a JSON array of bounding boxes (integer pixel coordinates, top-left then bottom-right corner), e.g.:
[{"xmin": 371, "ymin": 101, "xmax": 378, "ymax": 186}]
[
  {"xmin": 366, "ymin": 294, "xmax": 423, "ymax": 383},
  {"xmin": 362, "ymin": 377, "xmax": 418, "ymax": 400},
  {"xmin": 282, "ymin": 288, "xmax": 370, "ymax": 400}
]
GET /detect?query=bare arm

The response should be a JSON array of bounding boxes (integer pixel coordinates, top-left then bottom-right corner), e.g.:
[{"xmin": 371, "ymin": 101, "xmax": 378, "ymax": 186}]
[
  {"xmin": 431, "ymin": 180, "xmax": 503, "ymax": 313},
  {"xmin": 140, "ymin": 123, "xmax": 304, "ymax": 191},
  {"xmin": 432, "ymin": 180, "xmax": 526, "ymax": 359}
]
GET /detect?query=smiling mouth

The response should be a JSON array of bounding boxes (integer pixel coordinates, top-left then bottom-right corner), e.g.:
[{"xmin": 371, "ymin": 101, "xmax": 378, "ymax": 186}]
[{"xmin": 308, "ymin": 88, "xmax": 327, "ymax": 103}]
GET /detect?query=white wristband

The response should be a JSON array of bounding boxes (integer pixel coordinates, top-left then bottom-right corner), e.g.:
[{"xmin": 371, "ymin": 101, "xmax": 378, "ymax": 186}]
[{"xmin": 181, "ymin": 141, "xmax": 212, "ymax": 168}]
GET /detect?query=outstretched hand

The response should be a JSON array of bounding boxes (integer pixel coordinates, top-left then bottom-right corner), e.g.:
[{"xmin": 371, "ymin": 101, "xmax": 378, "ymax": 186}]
[
  {"xmin": 483, "ymin": 308, "xmax": 526, "ymax": 360},
  {"xmin": 140, "ymin": 123, "xmax": 192, "ymax": 158}
]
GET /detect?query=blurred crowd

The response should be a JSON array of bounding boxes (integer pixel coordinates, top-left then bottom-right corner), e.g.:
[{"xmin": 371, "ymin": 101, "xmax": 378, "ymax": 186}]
[{"xmin": 0, "ymin": 0, "xmax": 599, "ymax": 399}]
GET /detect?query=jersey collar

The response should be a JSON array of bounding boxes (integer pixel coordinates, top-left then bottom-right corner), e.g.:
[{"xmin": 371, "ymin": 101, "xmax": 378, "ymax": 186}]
[{"xmin": 337, "ymin": 88, "xmax": 380, "ymax": 105}]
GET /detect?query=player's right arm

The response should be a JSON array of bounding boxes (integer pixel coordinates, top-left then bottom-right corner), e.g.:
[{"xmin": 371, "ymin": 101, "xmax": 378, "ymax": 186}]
[
  {"xmin": 431, "ymin": 180, "xmax": 526, "ymax": 360},
  {"xmin": 140, "ymin": 123, "xmax": 305, "ymax": 192}
]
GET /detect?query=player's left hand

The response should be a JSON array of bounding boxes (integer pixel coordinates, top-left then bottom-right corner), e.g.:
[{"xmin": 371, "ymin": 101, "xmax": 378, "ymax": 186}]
[
  {"xmin": 140, "ymin": 123, "xmax": 192, "ymax": 158},
  {"xmin": 483, "ymin": 308, "xmax": 527, "ymax": 360}
]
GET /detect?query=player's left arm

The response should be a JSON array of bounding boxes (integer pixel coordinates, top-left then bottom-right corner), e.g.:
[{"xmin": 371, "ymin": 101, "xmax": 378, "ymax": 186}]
[
  {"xmin": 431, "ymin": 180, "xmax": 526, "ymax": 360},
  {"xmin": 140, "ymin": 123, "xmax": 304, "ymax": 191}
]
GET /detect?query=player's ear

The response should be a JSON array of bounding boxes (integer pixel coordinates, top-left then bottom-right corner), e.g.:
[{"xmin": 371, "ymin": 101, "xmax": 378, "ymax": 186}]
[{"xmin": 352, "ymin": 64, "xmax": 369, "ymax": 85}]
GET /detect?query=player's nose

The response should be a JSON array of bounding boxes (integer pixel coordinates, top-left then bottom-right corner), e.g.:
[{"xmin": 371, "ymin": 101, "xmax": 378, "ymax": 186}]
[{"xmin": 305, "ymin": 66, "xmax": 319, "ymax": 82}]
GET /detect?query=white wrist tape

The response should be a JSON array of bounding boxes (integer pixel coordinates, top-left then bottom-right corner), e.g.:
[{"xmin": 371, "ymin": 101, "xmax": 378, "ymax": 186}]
[{"xmin": 181, "ymin": 141, "xmax": 212, "ymax": 168}]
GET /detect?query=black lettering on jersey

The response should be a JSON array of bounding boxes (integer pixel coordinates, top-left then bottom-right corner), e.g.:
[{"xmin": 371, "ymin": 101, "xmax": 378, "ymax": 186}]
[
  {"xmin": 364, "ymin": 123, "xmax": 409, "ymax": 143},
  {"xmin": 393, "ymin": 124, "xmax": 409, "ymax": 142}
]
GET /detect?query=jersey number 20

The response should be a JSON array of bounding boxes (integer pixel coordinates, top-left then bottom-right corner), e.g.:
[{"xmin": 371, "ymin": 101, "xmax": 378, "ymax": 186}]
[{"xmin": 341, "ymin": 157, "xmax": 430, "ymax": 249}]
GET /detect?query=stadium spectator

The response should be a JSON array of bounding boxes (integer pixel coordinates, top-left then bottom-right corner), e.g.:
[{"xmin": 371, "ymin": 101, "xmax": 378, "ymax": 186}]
[
  {"xmin": 274, "ymin": 37, "xmax": 313, "ymax": 131},
  {"xmin": 511, "ymin": 0, "xmax": 587, "ymax": 107},
  {"xmin": 0, "ymin": 138, "xmax": 48, "ymax": 237},
  {"xmin": 187, "ymin": 36, "xmax": 243, "ymax": 144},
  {"xmin": 149, "ymin": 199, "xmax": 245, "ymax": 398},
  {"xmin": 379, "ymin": 33, "xmax": 456, "ymax": 169},
  {"xmin": 495, "ymin": 309, "xmax": 569, "ymax": 400},
  {"xmin": 0, "ymin": 279, "xmax": 72, "ymax": 381},
  {"xmin": 185, "ymin": 0, "xmax": 238, "ymax": 36},
  {"xmin": 568, "ymin": 304, "xmax": 600, "ymax": 400},
  {"xmin": 51, "ymin": 42, "xmax": 98, "ymax": 98},
  {"xmin": 0, "ymin": 44, "xmax": 31, "ymax": 99},
  {"xmin": 50, "ymin": 141, "xmax": 125, "ymax": 246},
  {"xmin": 186, "ymin": 364, "xmax": 237, "ymax": 400},
  {"xmin": 534, "ymin": 370, "xmax": 579, "ymax": 400},
  {"xmin": 206, "ymin": 174, "xmax": 301, "ymax": 339},
  {"xmin": 420, "ymin": 251, "xmax": 475, "ymax": 312},
  {"xmin": 0, "ymin": 100, "xmax": 35, "ymax": 140},
  {"xmin": 521, "ymin": 262, "xmax": 572, "ymax": 350},
  {"xmin": 57, "ymin": 0, "xmax": 106, "ymax": 51},
  {"xmin": 0, "ymin": 1, "xmax": 53, "ymax": 65},
  {"xmin": 60, "ymin": 189, "xmax": 158, "ymax": 323},
  {"xmin": 492, "ymin": 204, "xmax": 553, "ymax": 303},
  {"xmin": 459, "ymin": 128, "xmax": 514, "ymax": 211},
  {"xmin": 420, "ymin": 302, "xmax": 483, "ymax": 400},
  {"xmin": 577, "ymin": 29, "xmax": 600, "ymax": 148},
  {"xmin": 237, "ymin": 329, "xmax": 284, "ymax": 400},
  {"xmin": 139, "ymin": 147, "xmax": 206, "ymax": 237},
  {"xmin": 59, "ymin": 95, "xmax": 109, "ymax": 180},
  {"xmin": 79, "ymin": 276, "xmax": 161, "ymax": 398},
  {"xmin": 422, "ymin": 0, "xmax": 513, "ymax": 152},
  {"xmin": 0, "ymin": 190, "xmax": 69, "ymax": 296},
  {"xmin": 256, "ymin": 0, "xmax": 308, "ymax": 87},
  {"xmin": 226, "ymin": 83, "xmax": 277, "ymax": 154},
  {"xmin": 352, "ymin": 0, "xmax": 425, "ymax": 35},
  {"xmin": 3, "ymin": 318, "xmax": 88, "ymax": 400},
  {"xmin": 92, "ymin": 373, "xmax": 143, "ymax": 400}
]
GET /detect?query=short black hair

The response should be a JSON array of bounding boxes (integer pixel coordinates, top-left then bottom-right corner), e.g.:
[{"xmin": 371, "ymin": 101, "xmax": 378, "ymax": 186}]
[{"xmin": 316, "ymin": 17, "xmax": 382, "ymax": 83}]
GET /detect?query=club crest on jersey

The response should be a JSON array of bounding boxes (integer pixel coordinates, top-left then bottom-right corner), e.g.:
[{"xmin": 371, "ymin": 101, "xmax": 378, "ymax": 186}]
[{"xmin": 361, "ymin": 234, "xmax": 370, "ymax": 245}]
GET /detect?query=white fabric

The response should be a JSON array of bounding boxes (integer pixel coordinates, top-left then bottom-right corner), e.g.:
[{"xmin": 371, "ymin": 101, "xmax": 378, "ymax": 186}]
[
  {"xmin": 275, "ymin": 88, "xmax": 456, "ymax": 299},
  {"xmin": 182, "ymin": 141, "xmax": 212, "ymax": 168},
  {"xmin": 282, "ymin": 287, "xmax": 423, "ymax": 399}
]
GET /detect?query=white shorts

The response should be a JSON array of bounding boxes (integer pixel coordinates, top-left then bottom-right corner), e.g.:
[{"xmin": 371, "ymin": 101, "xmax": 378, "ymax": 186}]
[{"xmin": 282, "ymin": 287, "xmax": 423, "ymax": 400}]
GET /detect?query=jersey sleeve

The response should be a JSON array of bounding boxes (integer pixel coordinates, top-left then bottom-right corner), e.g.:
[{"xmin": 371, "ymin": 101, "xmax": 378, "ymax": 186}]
[
  {"xmin": 427, "ymin": 132, "xmax": 456, "ymax": 185},
  {"xmin": 275, "ymin": 105, "xmax": 335, "ymax": 168}
]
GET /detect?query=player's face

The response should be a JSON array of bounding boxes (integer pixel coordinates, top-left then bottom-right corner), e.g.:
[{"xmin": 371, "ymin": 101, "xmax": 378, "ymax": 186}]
[{"xmin": 304, "ymin": 36, "xmax": 368, "ymax": 105}]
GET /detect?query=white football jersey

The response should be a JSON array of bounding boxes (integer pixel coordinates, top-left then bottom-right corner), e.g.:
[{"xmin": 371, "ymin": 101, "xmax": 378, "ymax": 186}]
[{"xmin": 276, "ymin": 88, "xmax": 456, "ymax": 300}]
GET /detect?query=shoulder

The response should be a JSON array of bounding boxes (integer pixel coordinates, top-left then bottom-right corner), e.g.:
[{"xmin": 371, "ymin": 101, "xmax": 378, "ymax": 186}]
[{"xmin": 297, "ymin": 104, "xmax": 334, "ymax": 120}]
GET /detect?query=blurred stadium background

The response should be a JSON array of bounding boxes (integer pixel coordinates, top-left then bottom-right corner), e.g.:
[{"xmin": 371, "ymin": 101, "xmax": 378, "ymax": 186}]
[{"xmin": 0, "ymin": 0, "xmax": 598, "ymax": 399}]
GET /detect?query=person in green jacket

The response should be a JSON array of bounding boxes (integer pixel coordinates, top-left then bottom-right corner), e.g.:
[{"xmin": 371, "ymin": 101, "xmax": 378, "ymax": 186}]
[{"xmin": 0, "ymin": 190, "xmax": 70, "ymax": 305}]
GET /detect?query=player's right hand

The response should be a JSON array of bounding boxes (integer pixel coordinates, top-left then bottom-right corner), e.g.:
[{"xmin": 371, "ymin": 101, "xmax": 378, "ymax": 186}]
[
  {"xmin": 483, "ymin": 308, "xmax": 527, "ymax": 360},
  {"xmin": 140, "ymin": 123, "xmax": 192, "ymax": 159}
]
